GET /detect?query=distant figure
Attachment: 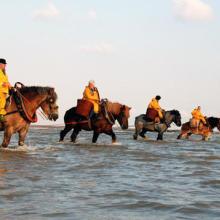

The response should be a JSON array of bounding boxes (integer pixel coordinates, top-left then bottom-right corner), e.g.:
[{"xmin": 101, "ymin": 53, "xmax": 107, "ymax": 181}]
[
  {"xmin": 83, "ymin": 80, "xmax": 100, "ymax": 119},
  {"xmin": 0, "ymin": 58, "xmax": 12, "ymax": 122},
  {"xmin": 191, "ymin": 106, "xmax": 207, "ymax": 130},
  {"xmin": 146, "ymin": 95, "xmax": 163, "ymax": 123}
]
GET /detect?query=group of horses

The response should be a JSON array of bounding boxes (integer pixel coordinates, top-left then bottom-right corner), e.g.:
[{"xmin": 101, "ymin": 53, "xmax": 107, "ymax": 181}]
[{"xmin": 0, "ymin": 84, "xmax": 220, "ymax": 148}]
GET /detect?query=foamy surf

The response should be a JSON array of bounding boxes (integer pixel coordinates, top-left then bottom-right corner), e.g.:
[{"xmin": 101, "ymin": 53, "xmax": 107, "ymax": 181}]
[
  {"xmin": 71, "ymin": 142, "xmax": 123, "ymax": 147},
  {"xmin": 0, "ymin": 145, "xmax": 30, "ymax": 152}
]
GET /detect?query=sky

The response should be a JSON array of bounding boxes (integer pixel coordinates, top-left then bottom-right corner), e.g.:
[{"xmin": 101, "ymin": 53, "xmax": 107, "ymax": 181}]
[{"xmin": 1, "ymin": 0, "xmax": 220, "ymax": 125}]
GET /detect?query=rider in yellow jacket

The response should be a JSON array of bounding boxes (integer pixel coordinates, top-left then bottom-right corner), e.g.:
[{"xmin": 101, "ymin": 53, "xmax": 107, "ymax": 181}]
[
  {"xmin": 0, "ymin": 59, "xmax": 11, "ymax": 121},
  {"xmin": 83, "ymin": 80, "xmax": 100, "ymax": 114},
  {"xmin": 147, "ymin": 95, "xmax": 163, "ymax": 119},
  {"xmin": 191, "ymin": 106, "xmax": 207, "ymax": 125}
]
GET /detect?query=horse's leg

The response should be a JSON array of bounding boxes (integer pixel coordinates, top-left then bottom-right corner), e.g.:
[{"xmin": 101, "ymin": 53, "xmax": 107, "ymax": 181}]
[
  {"xmin": 139, "ymin": 128, "xmax": 147, "ymax": 139},
  {"xmin": 104, "ymin": 130, "xmax": 117, "ymax": 143},
  {"xmin": 177, "ymin": 130, "xmax": 183, "ymax": 139},
  {"xmin": 202, "ymin": 132, "xmax": 211, "ymax": 141},
  {"xmin": 133, "ymin": 127, "xmax": 138, "ymax": 140},
  {"xmin": 70, "ymin": 127, "xmax": 81, "ymax": 143},
  {"xmin": 59, "ymin": 124, "xmax": 73, "ymax": 142},
  {"xmin": 133, "ymin": 125, "xmax": 142, "ymax": 140},
  {"xmin": 18, "ymin": 126, "xmax": 29, "ymax": 146},
  {"xmin": 1, "ymin": 128, "xmax": 13, "ymax": 148},
  {"xmin": 157, "ymin": 132, "xmax": 164, "ymax": 141},
  {"xmin": 92, "ymin": 131, "xmax": 100, "ymax": 143},
  {"xmin": 177, "ymin": 130, "xmax": 191, "ymax": 139}
]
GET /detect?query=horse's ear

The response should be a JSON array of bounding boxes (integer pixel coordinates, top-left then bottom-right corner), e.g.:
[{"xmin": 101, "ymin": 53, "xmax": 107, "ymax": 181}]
[
  {"xmin": 121, "ymin": 105, "xmax": 126, "ymax": 110},
  {"xmin": 48, "ymin": 88, "xmax": 55, "ymax": 95}
]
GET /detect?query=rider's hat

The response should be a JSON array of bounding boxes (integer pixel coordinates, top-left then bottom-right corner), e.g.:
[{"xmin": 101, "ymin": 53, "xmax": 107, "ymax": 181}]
[
  {"xmin": 0, "ymin": 58, "xmax": 7, "ymax": 64},
  {"xmin": 155, "ymin": 95, "xmax": 161, "ymax": 100}
]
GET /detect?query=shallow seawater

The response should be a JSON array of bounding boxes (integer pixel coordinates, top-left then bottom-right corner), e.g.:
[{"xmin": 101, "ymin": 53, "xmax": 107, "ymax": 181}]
[{"xmin": 0, "ymin": 127, "xmax": 220, "ymax": 220}]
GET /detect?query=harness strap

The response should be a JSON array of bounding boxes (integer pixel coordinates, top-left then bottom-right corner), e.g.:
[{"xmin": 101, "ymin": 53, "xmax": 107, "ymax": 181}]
[
  {"xmin": 65, "ymin": 120, "xmax": 89, "ymax": 125},
  {"xmin": 102, "ymin": 100, "xmax": 115, "ymax": 125},
  {"xmin": 6, "ymin": 110, "xmax": 19, "ymax": 116},
  {"xmin": 9, "ymin": 90, "xmax": 38, "ymax": 123}
]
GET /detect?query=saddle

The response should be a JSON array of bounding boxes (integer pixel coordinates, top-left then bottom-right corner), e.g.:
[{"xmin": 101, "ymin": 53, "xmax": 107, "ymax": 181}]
[{"xmin": 145, "ymin": 109, "xmax": 165, "ymax": 125}]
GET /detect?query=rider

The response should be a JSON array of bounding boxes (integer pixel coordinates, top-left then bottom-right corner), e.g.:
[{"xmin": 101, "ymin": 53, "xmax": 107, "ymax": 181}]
[
  {"xmin": 83, "ymin": 80, "xmax": 100, "ymax": 119},
  {"xmin": 146, "ymin": 95, "xmax": 163, "ymax": 123},
  {"xmin": 0, "ymin": 58, "xmax": 12, "ymax": 122},
  {"xmin": 191, "ymin": 106, "xmax": 207, "ymax": 129}
]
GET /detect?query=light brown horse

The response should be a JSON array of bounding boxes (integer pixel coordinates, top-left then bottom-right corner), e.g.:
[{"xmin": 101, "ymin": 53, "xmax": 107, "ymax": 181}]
[
  {"xmin": 0, "ymin": 86, "xmax": 59, "ymax": 148},
  {"xmin": 177, "ymin": 117, "xmax": 220, "ymax": 141},
  {"xmin": 60, "ymin": 101, "xmax": 131, "ymax": 143}
]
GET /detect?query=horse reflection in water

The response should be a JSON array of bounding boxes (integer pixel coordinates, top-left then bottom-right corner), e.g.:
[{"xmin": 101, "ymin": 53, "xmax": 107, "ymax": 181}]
[
  {"xmin": 60, "ymin": 101, "xmax": 131, "ymax": 143},
  {"xmin": 0, "ymin": 86, "xmax": 59, "ymax": 148}
]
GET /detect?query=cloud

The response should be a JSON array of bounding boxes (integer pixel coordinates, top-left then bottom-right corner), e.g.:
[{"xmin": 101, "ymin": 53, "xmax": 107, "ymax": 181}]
[
  {"xmin": 173, "ymin": 0, "xmax": 214, "ymax": 22},
  {"xmin": 80, "ymin": 43, "xmax": 115, "ymax": 54},
  {"xmin": 33, "ymin": 2, "xmax": 60, "ymax": 20},
  {"xmin": 88, "ymin": 9, "xmax": 97, "ymax": 20}
]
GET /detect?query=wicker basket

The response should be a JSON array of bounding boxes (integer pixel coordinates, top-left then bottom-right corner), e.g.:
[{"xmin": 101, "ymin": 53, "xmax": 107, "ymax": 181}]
[
  {"xmin": 146, "ymin": 108, "xmax": 159, "ymax": 121},
  {"xmin": 75, "ymin": 99, "xmax": 94, "ymax": 118}
]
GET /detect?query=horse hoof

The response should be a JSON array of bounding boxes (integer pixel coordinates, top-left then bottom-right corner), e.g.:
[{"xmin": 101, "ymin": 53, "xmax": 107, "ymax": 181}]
[
  {"xmin": 133, "ymin": 135, "xmax": 137, "ymax": 140},
  {"xmin": 0, "ymin": 145, "xmax": 7, "ymax": 148}
]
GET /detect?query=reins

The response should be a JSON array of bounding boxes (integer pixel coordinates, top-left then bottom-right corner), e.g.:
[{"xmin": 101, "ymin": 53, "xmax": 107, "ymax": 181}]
[
  {"xmin": 16, "ymin": 90, "xmax": 48, "ymax": 120},
  {"xmin": 102, "ymin": 100, "xmax": 115, "ymax": 125}
]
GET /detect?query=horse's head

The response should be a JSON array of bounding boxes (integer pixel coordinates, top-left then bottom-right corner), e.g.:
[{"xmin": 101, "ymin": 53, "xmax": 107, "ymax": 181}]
[
  {"xmin": 40, "ymin": 88, "xmax": 59, "ymax": 121},
  {"xmin": 218, "ymin": 119, "xmax": 220, "ymax": 131},
  {"xmin": 165, "ymin": 110, "xmax": 182, "ymax": 127},
  {"xmin": 116, "ymin": 104, "xmax": 131, "ymax": 130},
  {"xmin": 107, "ymin": 102, "xmax": 131, "ymax": 129},
  {"xmin": 208, "ymin": 117, "xmax": 220, "ymax": 131}
]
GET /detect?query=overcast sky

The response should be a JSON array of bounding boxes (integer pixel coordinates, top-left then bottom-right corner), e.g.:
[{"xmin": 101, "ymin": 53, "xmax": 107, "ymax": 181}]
[{"xmin": 1, "ymin": 0, "xmax": 219, "ymax": 125}]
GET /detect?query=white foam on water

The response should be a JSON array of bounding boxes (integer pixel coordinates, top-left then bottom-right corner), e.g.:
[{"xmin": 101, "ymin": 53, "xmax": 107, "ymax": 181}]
[
  {"xmin": 43, "ymin": 145, "xmax": 64, "ymax": 152},
  {"xmin": 112, "ymin": 142, "xmax": 122, "ymax": 146},
  {"xmin": 70, "ymin": 142, "xmax": 123, "ymax": 147},
  {"xmin": 0, "ymin": 145, "xmax": 30, "ymax": 152}
]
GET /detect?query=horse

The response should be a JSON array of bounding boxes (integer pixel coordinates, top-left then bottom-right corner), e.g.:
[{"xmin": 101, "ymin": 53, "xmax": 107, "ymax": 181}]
[
  {"xmin": 59, "ymin": 101, "xmax": 131, "ymax": 143},
  {"xmin": 177, "ymin": 117, "xmax": 220, "ymax": 141},
  {"xmin": 133, "ymin": 110, "xmax": 182, "ymax": 141},
  {"xmin": 0, "ymin": 85, "xmax": 59, "ymax": 148}
]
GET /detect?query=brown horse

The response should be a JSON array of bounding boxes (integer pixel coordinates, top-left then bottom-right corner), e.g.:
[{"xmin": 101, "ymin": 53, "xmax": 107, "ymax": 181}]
[
  {"xmin": 60, "ymin": 101, "xmax": 131, "ymax": 143},
  {"xmin": 177, "ymin": 117, "xmax": 220, "ymax": 141},
  {"xmin": 0, "ymin": 86, "xmax": 59, "ymax": 148}
]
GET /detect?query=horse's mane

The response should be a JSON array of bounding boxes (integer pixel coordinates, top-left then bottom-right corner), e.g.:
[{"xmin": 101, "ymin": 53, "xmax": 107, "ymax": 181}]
[
  {"xmin": 167, "ymin": 110, "xmax": 181, "ymax": 117},
  {"xmin": 106, "ymin": 101, "xmax": 122, "ymax": 115},
  {"xmin": 20, "ymin": 86, "xmax": 58, "ymax": 100},
  {"xmin": 208, "ymin": 117, "xmax": 220, "ymax": 128}
]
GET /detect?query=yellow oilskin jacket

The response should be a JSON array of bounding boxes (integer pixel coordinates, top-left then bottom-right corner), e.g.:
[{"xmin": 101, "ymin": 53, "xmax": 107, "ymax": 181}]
[
  {"xmin": 191, "ymin": 108, "xmax": 206, "ymax": 124},
  {"xmin": 0, "ymin": 69, "xmax": 10, "ymax": 94},
  {"xmin": 83, "ymin": 86, "xmax": 100, "ymax": 113},
  {"xmin": 148, "ymin": 98, "xmax": 163, "ymax": 118},
  {"xmin": 0, "ymin": 69, "xmax": 10, "ymax": 115}
]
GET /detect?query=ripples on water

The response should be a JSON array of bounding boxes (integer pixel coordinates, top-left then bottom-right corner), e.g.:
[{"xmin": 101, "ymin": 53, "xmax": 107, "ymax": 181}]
[{"xmin": 0, "ymin": 127, "xmax": 220, "ymax": 220}]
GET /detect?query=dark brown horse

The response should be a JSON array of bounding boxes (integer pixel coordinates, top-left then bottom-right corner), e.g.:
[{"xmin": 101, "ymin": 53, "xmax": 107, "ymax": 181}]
[
  {"xmin": 60, "ymin": 101, "xmax": 131, "ymax": 143},
  {"xmin": 0, "ymin": 86, "xmax": 59, "ymax": 148},
  {"xmin": 177, "ymin": 117, "xmax": 220, "ymax": 141}
]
